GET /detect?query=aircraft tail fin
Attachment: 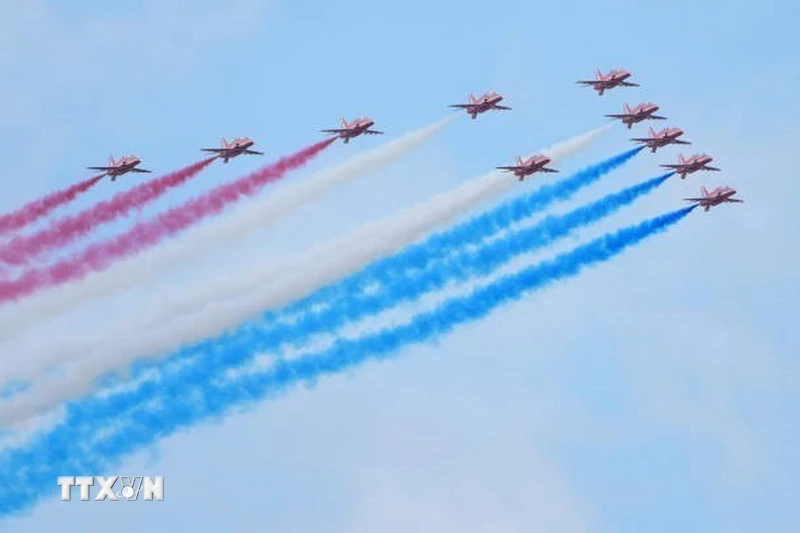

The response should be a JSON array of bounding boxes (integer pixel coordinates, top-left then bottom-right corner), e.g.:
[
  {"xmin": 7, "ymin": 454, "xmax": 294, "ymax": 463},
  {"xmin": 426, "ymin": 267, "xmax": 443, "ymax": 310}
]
[
  {"xmin": 341, "ymin": 117, "xmax": 349, "ymax": 128},
  {"xmin": 624, "ymin": 103, "xmax": 632, "ymax": 114},
  {"xmin": 701, "ymin": 186, "xmax": 709, "ymax": 197},
  {"xmin": 469, "ymin": 93, "xmax": 477, "ymax": 103},
  {"xmin": 108, "ymin": 155, "xmax": 116, "ymax": 166},
  {"xmin": 596, "ymin": 68, "xmax": 603, "ymax": 79},
  {"xmin": 221, "ymin": 137, "xmax": 229, "ymax": 148},
  {"xmin": 649, "ymin": 126, "xmax": 656, "ymax": 137}
]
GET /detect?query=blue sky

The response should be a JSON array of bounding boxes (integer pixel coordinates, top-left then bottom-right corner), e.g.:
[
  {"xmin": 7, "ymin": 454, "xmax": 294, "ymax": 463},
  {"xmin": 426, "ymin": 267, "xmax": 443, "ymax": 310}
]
[{"xmin": 1, "ymin": 0, "xmax": 798, "ymax": 531}]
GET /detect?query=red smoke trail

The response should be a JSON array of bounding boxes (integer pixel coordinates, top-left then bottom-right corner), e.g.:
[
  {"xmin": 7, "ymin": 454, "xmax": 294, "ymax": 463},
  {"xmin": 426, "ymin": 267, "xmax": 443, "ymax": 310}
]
[
  {"xmin": 0, "ymin": 159, "xmax": 215, "ymax": 267},
  {"xmin": 0, "ymin": 176, "xmax": 102, "ymax": 237},
  {"xmin": 0, "ymin": 138, "xmax": 335, "ymax": 303}
]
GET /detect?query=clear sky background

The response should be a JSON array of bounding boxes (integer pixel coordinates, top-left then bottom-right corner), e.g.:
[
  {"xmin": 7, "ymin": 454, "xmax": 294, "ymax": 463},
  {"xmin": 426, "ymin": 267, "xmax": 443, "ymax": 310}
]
[{"xmin": 1, "ymin": 0, "xmax": 798, "ymax": 531}]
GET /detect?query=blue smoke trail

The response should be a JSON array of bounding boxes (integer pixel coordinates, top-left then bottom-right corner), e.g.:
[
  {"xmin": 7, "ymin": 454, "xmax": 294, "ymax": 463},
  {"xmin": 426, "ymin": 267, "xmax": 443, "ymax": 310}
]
[
  {"xmin": 127, "ymin": 146, "xmax": 645, "ymax": 382},
  {"xmin": 0, "ymin": 153, "xmax": 651, "ymax": 513},
  {"xmin": 282, "ymin": 146, "xmax": 645, "ymax": 316},
  {"xmin": 162, "ymin": 172, "xmax": 674, "ymax": 375},
  {"xmin": 0, "ymin": 205, "xmax": 694, "ymax": 515},
  {"xmin": 61, "ymin": 169, "xmax": 669, "ymax": 446},
  {"xmin": 289, "ymin": 172, "xmax": 674, "ymax": 346}
]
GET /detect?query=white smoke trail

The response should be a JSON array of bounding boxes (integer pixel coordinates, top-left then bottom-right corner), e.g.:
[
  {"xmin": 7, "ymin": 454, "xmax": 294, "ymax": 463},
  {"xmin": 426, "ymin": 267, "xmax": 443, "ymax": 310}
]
[
  {"xmin": 541, "ymin": 123, "xmax": 613, "ymax": 160},
  {"xmin": 145, "ymin": 124, "xmax": 612, "ymax": 324},
  {"xmin": 0, "ymin": 116, "xmax": 456, "ymax": 344},
  {"xmin": 0, "ymin": 126, "xmax": 609, "ymax": 425}
]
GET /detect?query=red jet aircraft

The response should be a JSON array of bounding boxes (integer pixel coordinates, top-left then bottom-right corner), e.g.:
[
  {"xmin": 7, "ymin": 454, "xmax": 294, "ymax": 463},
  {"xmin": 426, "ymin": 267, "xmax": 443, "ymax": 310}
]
[
  {"xmin": 576, "ymin": 69, "xmax": 639, "ymax": 96},
  {"xmin": 684, "ymin": 186, "xmax": 743, "ymax": 212},
  {"xmin": 449, "ymin": 92, "xmax": 512, "ymax": 119},
  {"xmin": 631, "ymin": 127, "xmax": 690, "ymax": 153},
  {"xmin": 605, "ymin": 102, "xmax": 666, "ymax": 129},
  {"xmin": 321, "ymin": 117, "xmax": 384, "ymax": 143},
  {"xmin": 660, "ymin": 153, "xmax": 720, "ymax": 179},
  {"xmin": 202, "ymin": 137, "xmax": 264, "ymax": 163},
  {"xmin": 87, "ymin": 155, "xmax": 152, "ymax": 181},
  {"xmin": 496, "ymin": 155, "xmax": 559, "ymax": 181}
]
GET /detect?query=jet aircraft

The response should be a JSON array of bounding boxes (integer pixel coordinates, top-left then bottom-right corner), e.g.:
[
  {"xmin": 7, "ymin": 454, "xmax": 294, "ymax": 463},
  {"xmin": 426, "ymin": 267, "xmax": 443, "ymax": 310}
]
[
  {"xmin": 449, "ymin": 92, "xmax": 511, "ymax": 119},
  {"xmin": 321, "ymin": 117, "xmax": 384, "ymax": 143},
  {"xmin": 202, "ymin": 137, "xmax": 264, "ymax": 163},
  {"xmin": 87, "ymin": 155, "xmax": 152, "ymax": 181},
  {"xmin": 496, "ymin": 155, "xmax": 559, "ymax": 181},
  {"xmin": 684, "ymin": 186, "xmax": 743, "ymax": 211},
  {"xmin": 631, "ymin": 127, "xmax": 690, "ymax": 153},
  {"xmin": 576, "ymin": 69, "xmax": 639, "ymax": 95},
  {"xmin": 660, "ymin": 153, "xmax": 720, "ymax": 179},
  {"xmin": 605, "ymin": 102, "xmax": 666, "ymax": 129}
]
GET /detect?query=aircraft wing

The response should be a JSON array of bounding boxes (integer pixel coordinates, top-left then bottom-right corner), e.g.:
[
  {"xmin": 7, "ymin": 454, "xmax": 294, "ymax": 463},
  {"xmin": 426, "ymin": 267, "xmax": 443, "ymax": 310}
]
[
  {"xmin": 364, "ymin": 129, "xmax": 384, "ymax": 135},
  {"xmin": 728, "ymin": 198, "xmax": 744, "ymax": 203},
  {"xmin": 321, "ymin": 128, "xmax": 348, "ymax": 134},
  {"xmin": 650, "ymin": 115, "xmax": 667, "ymax": 120},
  {"xmin": 673, "ymin": 140, "xmax": 691, "ymax": 145},
  {"xmin": 494, "ymin": 105, "xmax": 512, "ymax": 110},
  {"xmin": 448, "ymin": 104, "xmax": 473, "ymax": 109},
  {"xmin": 496, "ymin": 166, "xmax": 523, "ymax": 171},
  {"xmin": 201, "ymin": 148, "xmax": 226, "ymax": 153},
  {"xmin": 130, "ymin": 168, "xmax": 152, "ymax": 173},
  {"xmin": 705, "ymin": 166, "xmax": 721, "ymax": 171},
  {"xmin": 244, "ymin": 149, "xmax": 264, "ymax": 155},
  {"xmin": 659, "ymin": 163, "xmax": 682, "ymax": 170},
  {"xmin": 575, "ymin": 80, "xmax": 598, "ymax": 85},
  {"xmin": 620, "ymin": 81, "xmax": 640, "ymax": 87},
  {"xmin": 605, "ymin": 113, "xmax": 631, "ymax": 119},
  {"xmin": 540, "ymin": 168, "xmax": 559, "ymax": 173},
  {"xmin": 630, "ymin": 137, "xmax": 651, "ymax": 142}
]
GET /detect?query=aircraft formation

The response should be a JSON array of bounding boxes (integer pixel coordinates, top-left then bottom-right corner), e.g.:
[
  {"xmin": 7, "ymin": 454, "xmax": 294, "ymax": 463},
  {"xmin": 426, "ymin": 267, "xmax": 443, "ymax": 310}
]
[
  {"xmin": 577, "ymin": 68, "xmax": 741, "ymax": 212},
  {"xmin": 0, "ymin": 67, "xmax": 746, "ymax": 516},
  {"xmin": 81, "ymin": 68, "xmax": 741, "ymax": 212}
]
